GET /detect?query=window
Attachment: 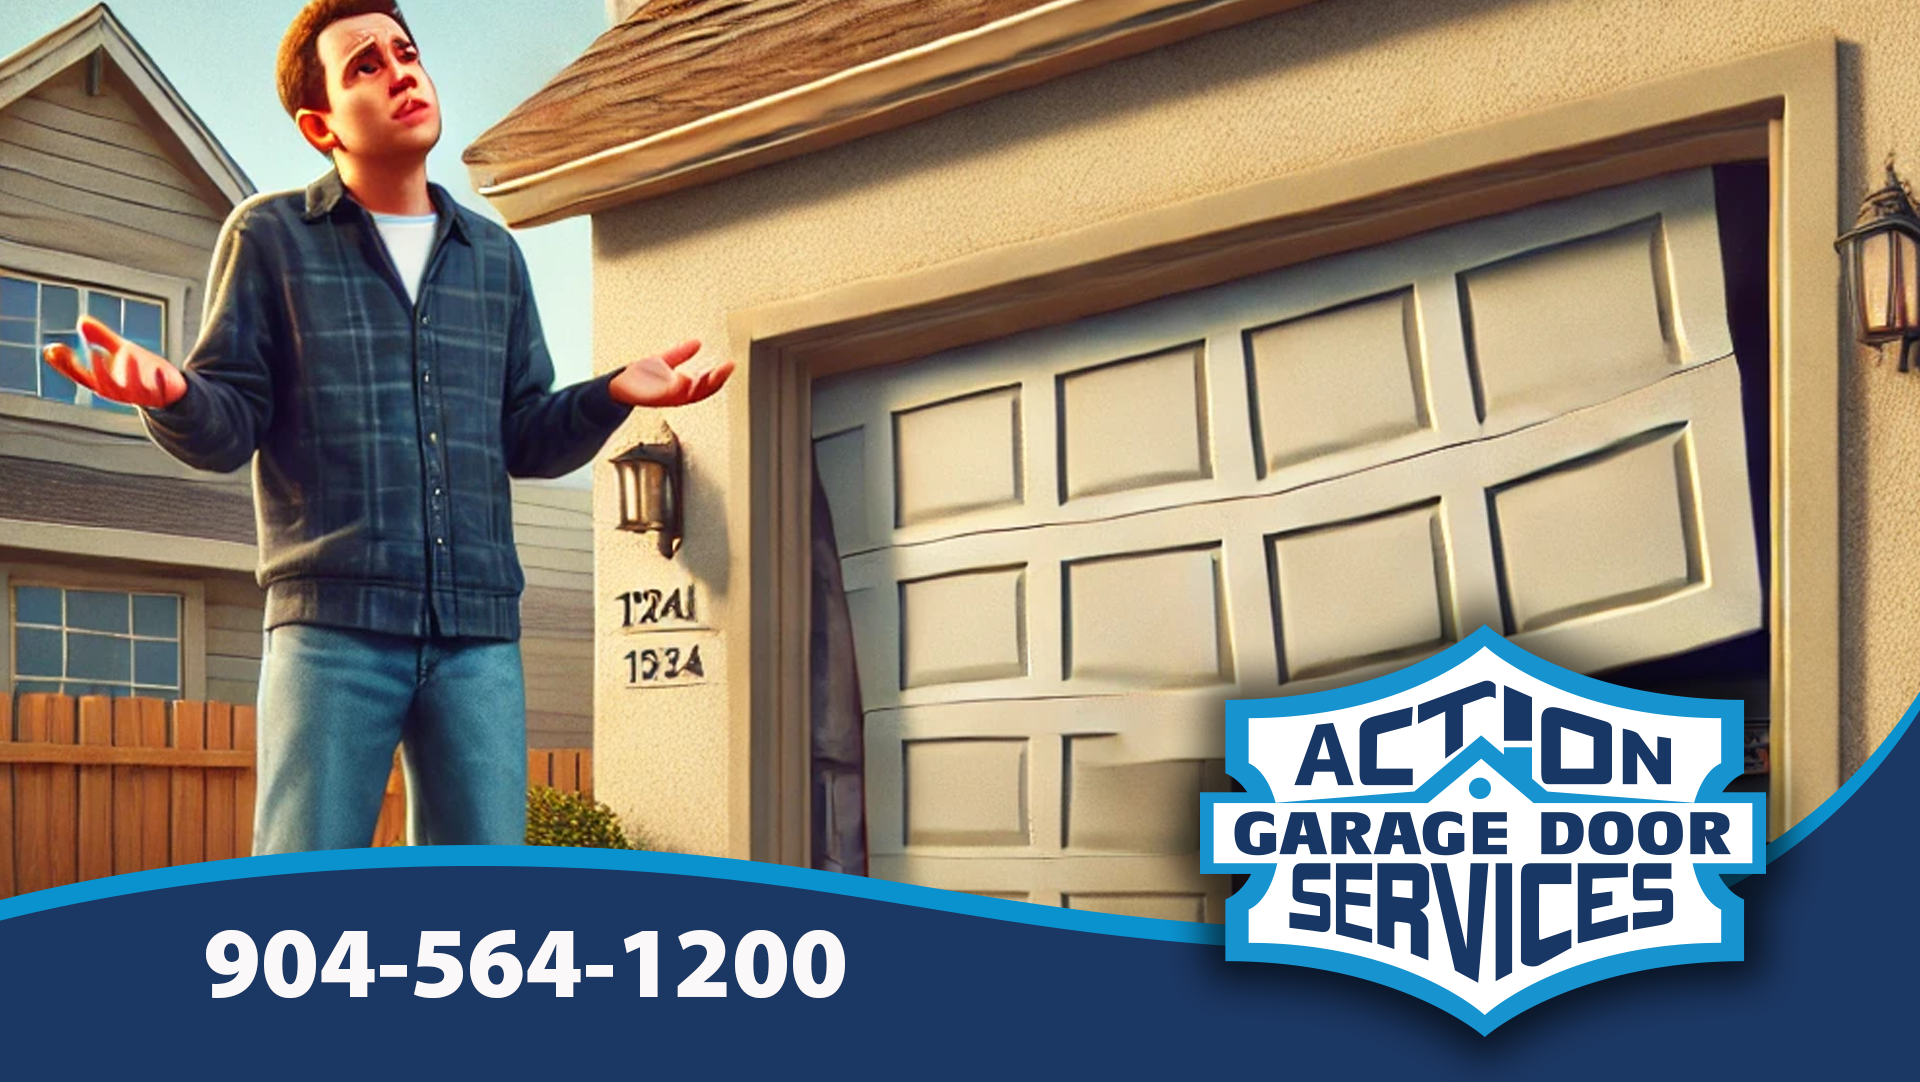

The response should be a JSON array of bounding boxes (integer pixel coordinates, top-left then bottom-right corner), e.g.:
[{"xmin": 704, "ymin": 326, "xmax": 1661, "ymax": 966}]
[
  {"xmin": 0, "ymin": 272, "xmax": 164, "ymax": 414},
  {"xmin": 10, "ymin": 585, "xmax": 182, "ymax": 699}
]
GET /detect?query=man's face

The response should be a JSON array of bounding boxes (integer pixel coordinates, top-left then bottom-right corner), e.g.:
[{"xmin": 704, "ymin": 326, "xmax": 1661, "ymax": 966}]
[{"xmin": 301, "ymin": 13, "xmax": 439, "ymax": 162}]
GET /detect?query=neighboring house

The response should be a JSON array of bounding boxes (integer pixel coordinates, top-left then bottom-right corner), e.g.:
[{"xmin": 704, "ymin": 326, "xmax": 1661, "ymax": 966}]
[
  {"xmin": 0, "ymin": 5, "xmax": 594, "ymax": 748},
  {"xmin": 466, "ymin": 0, "xmax": 1893, "ymax": 912}
]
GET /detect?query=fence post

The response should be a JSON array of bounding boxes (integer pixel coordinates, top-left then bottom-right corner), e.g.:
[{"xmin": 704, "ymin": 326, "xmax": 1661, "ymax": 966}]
[
  {"xmin": 169, "ymin": 702, "xmax": 207, "ymax": 868},
  {"xmin": 0, "ymin": 696, "xmax": 14, "ymax": 898},
  {"xmin": 77, "ymin": 696, "xmax": 113, "ymax": 883}
]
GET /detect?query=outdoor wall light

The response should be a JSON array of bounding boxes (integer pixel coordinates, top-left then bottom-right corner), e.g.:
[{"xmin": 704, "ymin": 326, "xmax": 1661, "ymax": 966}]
[
  {"xmin": 1836, "ymin": 157, "xmax": 1920, "ymax": 371},
  {"xmin": 611, "ymin": 425, "xmax": 683, "ymax": 558}
]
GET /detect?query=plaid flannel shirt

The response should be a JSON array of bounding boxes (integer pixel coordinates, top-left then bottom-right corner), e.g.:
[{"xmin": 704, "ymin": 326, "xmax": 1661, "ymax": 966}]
[{"xmin": 143, "ymin": 169, "xmax": 629, "ymax": 640}]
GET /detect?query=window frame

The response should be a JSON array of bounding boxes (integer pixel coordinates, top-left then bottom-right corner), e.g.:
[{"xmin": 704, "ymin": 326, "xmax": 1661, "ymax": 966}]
[
  {"xmin": 0, "ymin": 561, "xmax": 207, "ymax": 703},
  {"xmin": 0, "ymin": 238, "xmax": 191, "ymax": 437}
]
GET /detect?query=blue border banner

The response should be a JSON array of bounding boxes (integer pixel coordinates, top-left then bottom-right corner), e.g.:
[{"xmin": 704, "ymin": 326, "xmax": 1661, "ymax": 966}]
[{"xmin": 0, "ymin": 691, "xmax": 1913, "ymax": 1077}]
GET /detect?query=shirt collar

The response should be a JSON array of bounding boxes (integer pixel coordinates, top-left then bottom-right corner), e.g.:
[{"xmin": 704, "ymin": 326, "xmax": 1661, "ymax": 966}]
[{"xmin": 301, "ymin": 167, "xmax": 471, "ymax": 244}]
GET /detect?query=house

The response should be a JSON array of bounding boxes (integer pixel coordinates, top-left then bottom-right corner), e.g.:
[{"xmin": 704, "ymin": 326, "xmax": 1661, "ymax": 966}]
[
  {"xmin": 0, "ymin": 5, "xmax": 594, "ymax": 749},
  {"xmin": 466, "ymin": 0, "xmax": 1891, "ymax": 917}
]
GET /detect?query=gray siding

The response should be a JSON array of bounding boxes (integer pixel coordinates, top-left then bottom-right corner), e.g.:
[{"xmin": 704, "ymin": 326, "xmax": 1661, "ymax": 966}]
[{"xmin": 0, "ymin": 62, "xmax": 222, "ymax": 345}]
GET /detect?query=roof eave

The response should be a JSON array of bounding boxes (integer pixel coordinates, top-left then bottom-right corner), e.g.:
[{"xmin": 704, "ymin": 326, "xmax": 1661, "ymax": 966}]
[{"xmin": 469, "ymin": 0, "xmax": 1319, "ymax": 228}]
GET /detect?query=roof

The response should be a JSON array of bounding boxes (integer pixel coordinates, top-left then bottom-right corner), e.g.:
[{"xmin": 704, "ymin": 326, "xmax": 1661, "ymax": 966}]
[
  {"xmin": 0, "ymin": 3, "xmax": 253, "ymax": 208},
  {"xmin": 464, "ymin": 0, "xmax": 1318, "ymax": 227}
]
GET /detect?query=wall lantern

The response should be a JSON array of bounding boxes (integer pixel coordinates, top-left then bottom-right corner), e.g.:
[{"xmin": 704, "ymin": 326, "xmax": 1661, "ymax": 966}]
[
  {"xmin": 1836, "ymin": 157, "xmax": 1920, "ymax": 371},
  {"xmin": 611, "ymin": 425, "xmax": 683, "ymax": 558}
]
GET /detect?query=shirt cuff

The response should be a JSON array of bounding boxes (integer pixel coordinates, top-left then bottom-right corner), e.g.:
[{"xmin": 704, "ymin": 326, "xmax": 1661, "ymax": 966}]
[
  {"xmin": 140, "ymin": 369, "xmax": 210, "ymax": 437},
  {"xmin": 580, "ymin": 370, "xmax": 634, "ymax": 428}
]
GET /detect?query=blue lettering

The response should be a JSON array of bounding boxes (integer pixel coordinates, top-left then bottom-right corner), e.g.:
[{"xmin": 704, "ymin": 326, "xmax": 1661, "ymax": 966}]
[
  {"xmin": 1422, "ymin": 811, "xmax": 1464, "ymax": 856},
  {"xmin": 1577, "ymin": 863, "xmax": 1629, "ymax": 942},
  {"xmin": 1295, "ymin": 723, "xmax": 1354, "ymax": 786},
  {"xmin": 1632, "ymin": 863, "xmax": 1674, "ymax": 929},
  {"xmin": 1234, "ymin": 811, "xmax": 1276, "ymax": 856},
  {"xmin": 1336, "ymin": 863, "xmax": 1373, "ymax": 943},
  {"xmin": 1432, "ymin": 863, "xmax": 1488, "ymax": 981},
  {"xmin": 1290, "ymin": 863, "xmax": 1331, "ymax": 932},
  {"xmin": 1359, "ymin": 708, "xmax": 1414, "ymax": 786},
  {"xmin": 1541, "ymin": 707, "xmax": 1613, "ymax": 785},
  {"xmin": 1280, "ymin": 811, "xmax": 1327, "ymax": 855},
  {"xmin": 1376, "ymin": 812, "xmax": 1422, "ymax": 855},
  {"xmin": 1377, "ymin": 864, "xmax": 1430, "ymax": 958},
  {"xmin": 1521, "ymin": 863, "xmax": 1572, "ymax": 966}
]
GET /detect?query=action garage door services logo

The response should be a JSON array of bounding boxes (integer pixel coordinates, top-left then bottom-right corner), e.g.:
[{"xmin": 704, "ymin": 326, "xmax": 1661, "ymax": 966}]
[{"xmin": 1203, "ymin": 627, "xmax": 1763, "ymax": 1032}]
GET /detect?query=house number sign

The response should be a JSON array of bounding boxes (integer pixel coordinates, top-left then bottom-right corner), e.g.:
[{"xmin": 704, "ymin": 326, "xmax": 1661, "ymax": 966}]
[
  {"xmin": 613, "ymin": 582, "xmax": 713, "ymax": 687},
  {"xmin": 614, "ymin": 585, "xmax": 699, "ymax": 629}
]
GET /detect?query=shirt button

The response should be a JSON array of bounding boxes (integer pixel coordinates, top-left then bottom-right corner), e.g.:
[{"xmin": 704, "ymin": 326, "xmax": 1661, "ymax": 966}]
[
  {"xmin": 423, "ymin": 371, "xmax": 431, "ymax": 384},
  {"xmin": 436, "ymin": 537, "xmax": 445, "ymax": 546},
  {"xmin": 420, "ymin": 313, "xmax": 431, "ymax": 326},
  {"xmin": 428, "ymin": 431, "xmax": 438, "ymax": 444},
  {"xmin": 433, "ymin": 487, "xmax": 442, "ymax": 497}
]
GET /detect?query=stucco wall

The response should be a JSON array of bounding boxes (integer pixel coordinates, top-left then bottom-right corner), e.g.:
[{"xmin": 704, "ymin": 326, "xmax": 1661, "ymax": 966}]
[{"xmin": 589, "ymin": 0, "xmax": 1920, "ymax": 857}]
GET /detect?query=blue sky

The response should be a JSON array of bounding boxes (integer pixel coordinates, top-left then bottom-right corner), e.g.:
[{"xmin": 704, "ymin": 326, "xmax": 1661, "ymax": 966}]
[{"xmin": 3, "ymin": 0, "xmax": 609, "ymax": 482}]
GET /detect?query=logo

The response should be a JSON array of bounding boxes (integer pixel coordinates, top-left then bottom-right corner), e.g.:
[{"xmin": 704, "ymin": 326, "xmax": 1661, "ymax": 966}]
[{"xmin": 1202, "ymin": 627, "xmax": 1764, "ymax": 1033}]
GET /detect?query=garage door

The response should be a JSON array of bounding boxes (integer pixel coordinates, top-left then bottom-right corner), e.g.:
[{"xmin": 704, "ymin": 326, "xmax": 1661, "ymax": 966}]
[{"xmin": 810, "ymin": 169, "xmax": 1761, "ymax": 920}]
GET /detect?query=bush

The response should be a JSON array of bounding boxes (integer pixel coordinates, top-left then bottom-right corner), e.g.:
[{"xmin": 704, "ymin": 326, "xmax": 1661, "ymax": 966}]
[{"xmin": 525, "ymin": 785, "xmax": 636, "ymax": 849}]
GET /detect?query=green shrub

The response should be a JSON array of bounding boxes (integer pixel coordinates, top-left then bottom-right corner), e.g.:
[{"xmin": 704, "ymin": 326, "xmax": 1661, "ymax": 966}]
[{"xmin": 526, "ymin": 785, "xmax": 636, "ymax": 849}]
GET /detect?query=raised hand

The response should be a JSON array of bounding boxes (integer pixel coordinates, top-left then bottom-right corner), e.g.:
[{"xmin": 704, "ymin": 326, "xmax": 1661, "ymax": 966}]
[
  {"xmin": 42, "ymin": 315, "xmax": 186, "ymax": 408},
  {"xmin": 608, "ymin": 339, "xmax": 734, "ymax": 409}
]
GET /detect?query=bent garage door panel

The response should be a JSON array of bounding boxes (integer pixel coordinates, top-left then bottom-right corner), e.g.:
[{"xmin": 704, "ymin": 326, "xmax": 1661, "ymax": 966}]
[{"xmin": 811, "ymin": 169, "xmax": 1760, "ymax": 917}]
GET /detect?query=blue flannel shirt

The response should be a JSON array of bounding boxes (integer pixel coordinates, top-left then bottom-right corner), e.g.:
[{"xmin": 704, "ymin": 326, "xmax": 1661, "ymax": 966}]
[{"xmin": 142, "ymin": 169, "xmax": 629, "ymax": 640}]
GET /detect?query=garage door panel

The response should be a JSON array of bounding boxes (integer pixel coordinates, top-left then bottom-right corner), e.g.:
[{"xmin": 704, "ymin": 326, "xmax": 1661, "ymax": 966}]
[
  {"xmin": 1461, "ymin": 217, "xmax": 1676, "ymax": 424},
  {"xmin": 1493, "ymin": 424, "xmax": 1699, "ymax": 633},
  {"xmin": 823, "ymin": 169, "xmax": 1755, "ymax": 922},
  {"xmin": 902, "ymin": 738, "xmax": 1030, "ymax": 848},
  {"xmin": 1271, "ymin": 501, "xmax": 1455, "ymax": 681},
  {"xmin": 839, "ymin": 358, "xmax": 1752, "ymax": 712},
  {"xmin": 892, "ymin": 383, "xmax": 1025, "ymax": 526},
  {"xmin": 900, "ymin": 565, "xmax": 1029, "ymax": 688},
  {"xmin": 1065, "ymin": 893, "xmax": 1209, "ymax": 922},
  {"xmin": 1059, "ymin": 344, "xmax": 1213, "ymax": 499},
  {"xmin": 870, "ymin": 854, "xmax": 1232, "ymax": 921},
  {"xmin": 814, "ymin": 170, "xmax": 1731, "ymax": 559},
  {"xmin": 1064, "ymin": 544, "xmax": 1231, "ymax": 687},
  {"xmin": 1249, "ymin": 288, "xmax": 1431, "ymax": 473}
]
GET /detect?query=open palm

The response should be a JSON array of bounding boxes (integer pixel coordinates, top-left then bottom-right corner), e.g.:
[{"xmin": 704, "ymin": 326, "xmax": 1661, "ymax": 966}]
[
  {"xmin": 608, "ymin": 339, "xmax": 733, "ymax": 408},
  {"xmin": 42, "ymin": 315, "xmax": 186, "ymax": 408}
]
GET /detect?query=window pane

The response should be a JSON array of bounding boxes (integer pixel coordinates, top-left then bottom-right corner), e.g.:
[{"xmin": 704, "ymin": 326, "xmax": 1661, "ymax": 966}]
[
  {"xmin": 15, "ymin": 626, "xmax": 61, "ymax": 677},
  {"xmin": 15, "ymin": 585, "xmax": 62, "ymax": 625},
  {"xmin": 90, "ymin": 394, "xmax": 134, "ymax": 415},
  {"xmin": 134, "ymin": 639, "xmax": 178, "ymax": 688},
  {"xmin": 87, "ymin": 292, "xmax": 122, "ymax": 331},
  {"xmin": 132, "ymin": 594, "xmax": 179, "ymax": 638},
  {"xmin": 67, "ymin": 590, "xmax": 129, "ymax": 633},
  {"xmin": 0, "ymin": 343, "xmax": 36, "ymax": 394},
  {"xmin": 0, "ymin": 315, "xmax": 35, "ymax": 345},
  {"xmin": 0, "ymin": 276, "xmax": 33, "ymax": 319},
  {"xmin": 67, "ymin": 631, "xmax": 131, "ymax": 681},
  {"xmin": 40, "ymin": 285, "xmax": 77, "ymax": 330},
  {"xmin": 124, "ymin": 300, "xmax": 162, "ymax": 351},
  {"xmin": 14, "ymin": 680, "xmax": 60, "ymax": 696},
  {"xmin": 38, "ymin": 332, "xmax": 78, "ymax": 403}
]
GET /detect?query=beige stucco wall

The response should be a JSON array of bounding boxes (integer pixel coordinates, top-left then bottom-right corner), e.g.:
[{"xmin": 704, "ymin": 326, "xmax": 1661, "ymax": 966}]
[{"xmin": 588, "ymin": 0, "xmax": 1920, "ymax": 858}]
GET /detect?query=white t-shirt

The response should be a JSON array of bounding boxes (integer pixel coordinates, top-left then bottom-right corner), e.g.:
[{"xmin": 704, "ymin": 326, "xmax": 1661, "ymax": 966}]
[{"xmin": 369, "ymin": 210, "xmax": 437, "ymax": 304}]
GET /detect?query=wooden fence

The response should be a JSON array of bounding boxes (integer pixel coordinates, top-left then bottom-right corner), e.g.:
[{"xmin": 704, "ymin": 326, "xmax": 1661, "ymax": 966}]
[{"xmin": 1, "ymin": 694, "xmax": 592, "ymax": 900}]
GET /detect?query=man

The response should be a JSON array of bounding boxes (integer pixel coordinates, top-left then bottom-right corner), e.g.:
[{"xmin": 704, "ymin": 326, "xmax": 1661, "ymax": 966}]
[{"xmin": 42, "ymin": 0, "xmax": 730, "ymax": 851}]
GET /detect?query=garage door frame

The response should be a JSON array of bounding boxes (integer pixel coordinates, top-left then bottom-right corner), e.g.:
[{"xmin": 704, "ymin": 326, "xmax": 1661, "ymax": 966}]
[{"xmin": 728, "ymin": 37, "xmax": 1838, "ymax": 864}]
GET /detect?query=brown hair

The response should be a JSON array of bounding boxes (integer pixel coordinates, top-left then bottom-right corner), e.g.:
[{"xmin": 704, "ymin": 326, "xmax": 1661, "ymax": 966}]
[{"xmin": 275, "ymin": 0, "xmax": 414, "ymax": 117}]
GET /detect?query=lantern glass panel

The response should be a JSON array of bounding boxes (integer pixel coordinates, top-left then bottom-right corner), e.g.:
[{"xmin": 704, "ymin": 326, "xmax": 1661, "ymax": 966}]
[
  {"xmin": 619, "ymin": 462, "xmax": 641, "ymax": 530},
  {"xmin": 1899, "ymin": 230, "xmax": 1920, "ymax": 331},
  {"xmin": 1863, "ymin": 231, "xmax": 1893, "ymax": 336}
]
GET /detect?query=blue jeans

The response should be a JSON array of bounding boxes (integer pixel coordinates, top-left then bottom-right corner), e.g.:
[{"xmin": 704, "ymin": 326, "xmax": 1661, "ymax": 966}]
[{"xmin": 253, "ymin": 624, "xmax": 527, "ymax": 852}]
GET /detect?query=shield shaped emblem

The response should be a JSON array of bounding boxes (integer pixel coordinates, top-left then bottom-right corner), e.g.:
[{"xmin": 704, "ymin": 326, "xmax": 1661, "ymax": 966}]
[{"xmin": 1202, "ymin": 626, "xmax": 1764, "ymax": 1032}]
